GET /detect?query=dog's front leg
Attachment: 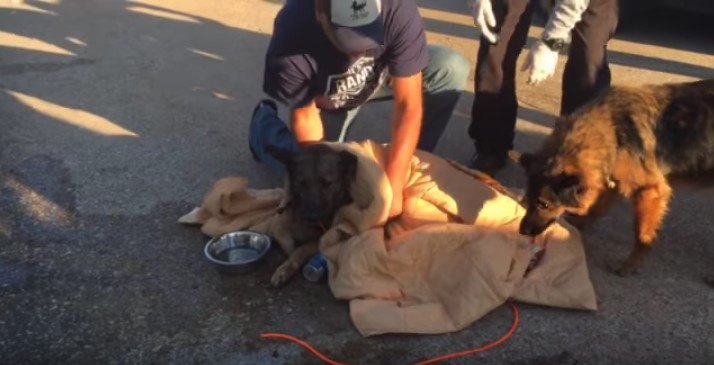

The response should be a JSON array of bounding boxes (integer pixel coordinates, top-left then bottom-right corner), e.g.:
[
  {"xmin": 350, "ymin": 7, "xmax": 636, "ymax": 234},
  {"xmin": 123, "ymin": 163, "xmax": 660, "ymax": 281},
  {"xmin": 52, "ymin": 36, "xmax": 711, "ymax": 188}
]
[
  {"xmin": 617, "ymin": 182, "xmax": 672, "ymax": 276},
  {"xmin": 566, "ymin": 190, "xmax": 618, "ymax": 230},
  {"xmin": 270, "ymin": 242, "xmax": 318, "ymax": 287}
]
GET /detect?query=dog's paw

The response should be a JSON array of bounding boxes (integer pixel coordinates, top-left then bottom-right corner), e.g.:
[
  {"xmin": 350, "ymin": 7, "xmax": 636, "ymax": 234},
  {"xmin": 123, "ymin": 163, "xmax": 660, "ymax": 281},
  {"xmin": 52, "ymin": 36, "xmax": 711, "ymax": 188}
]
[
  {"xmin": 270, "ymin": 263, "xmax": 296, "ymax": 287},
  {"xmin": 616, "ymin": 245, "xmax": 651, "ymax": 277}
]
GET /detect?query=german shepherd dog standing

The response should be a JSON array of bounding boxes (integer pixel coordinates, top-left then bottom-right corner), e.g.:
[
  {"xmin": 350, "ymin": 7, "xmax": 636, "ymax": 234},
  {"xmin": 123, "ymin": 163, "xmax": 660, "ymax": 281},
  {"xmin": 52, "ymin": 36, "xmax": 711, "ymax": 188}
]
[
  {"xmin": 266, "ymin": 144, "xmax": 358, "ymax": 286},
  {"xmin": 517, "ymin": 79, "xmax": 714, "ymax": 276}
]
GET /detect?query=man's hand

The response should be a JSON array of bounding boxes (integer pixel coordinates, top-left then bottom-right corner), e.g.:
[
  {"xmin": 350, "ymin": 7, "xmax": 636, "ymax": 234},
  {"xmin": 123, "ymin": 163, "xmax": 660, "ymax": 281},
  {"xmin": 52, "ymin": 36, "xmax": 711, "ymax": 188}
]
[
  {"xmin": 387, "ymin": 73, "xmax": 423, "ymax": 219},
  {"xmin": 290, "ymin": 100, "xmax": 324, "ymax": 143},
  {"xmin": 469, "ymin": 0, "xmax": 498, "ymax": 44},
  {"xmin": 521, "ymin": 40, "xmax": 559, "ymax": 85}
]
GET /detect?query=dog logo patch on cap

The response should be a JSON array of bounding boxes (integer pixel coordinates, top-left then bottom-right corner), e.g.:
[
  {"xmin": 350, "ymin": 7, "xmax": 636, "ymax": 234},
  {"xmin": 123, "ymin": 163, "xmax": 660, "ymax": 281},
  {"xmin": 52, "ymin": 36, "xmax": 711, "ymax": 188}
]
[
  {"xmin": 350, "ymin": 1, "xmax": 368, "ymax": 20},
  {"xmin": 332, "ymin": 0, "xmax": 381, "ymax": 27}
]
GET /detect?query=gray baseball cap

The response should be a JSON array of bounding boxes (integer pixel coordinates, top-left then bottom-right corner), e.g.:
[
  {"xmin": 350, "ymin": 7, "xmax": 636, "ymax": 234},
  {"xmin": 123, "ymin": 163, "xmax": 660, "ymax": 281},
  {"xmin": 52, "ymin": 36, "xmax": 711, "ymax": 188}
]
[{"xmin": 316, "ymin": 0, "xmax": 385, "ymax": 53}]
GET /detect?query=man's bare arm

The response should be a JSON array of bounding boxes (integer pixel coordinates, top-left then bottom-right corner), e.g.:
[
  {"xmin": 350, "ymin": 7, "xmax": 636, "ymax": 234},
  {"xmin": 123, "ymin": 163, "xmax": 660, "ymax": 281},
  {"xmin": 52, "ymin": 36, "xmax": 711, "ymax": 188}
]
[{"xmin": 387, "ymin": 72, "xmax": 423, "ymax": 217}]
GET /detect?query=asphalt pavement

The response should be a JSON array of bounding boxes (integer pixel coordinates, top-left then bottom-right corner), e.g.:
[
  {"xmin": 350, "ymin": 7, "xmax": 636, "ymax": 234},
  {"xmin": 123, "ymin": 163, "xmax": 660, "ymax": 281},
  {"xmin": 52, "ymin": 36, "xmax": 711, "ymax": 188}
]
[{"xmin": 1, "ymin": 1, "xmax": 712, "ymax": 364}]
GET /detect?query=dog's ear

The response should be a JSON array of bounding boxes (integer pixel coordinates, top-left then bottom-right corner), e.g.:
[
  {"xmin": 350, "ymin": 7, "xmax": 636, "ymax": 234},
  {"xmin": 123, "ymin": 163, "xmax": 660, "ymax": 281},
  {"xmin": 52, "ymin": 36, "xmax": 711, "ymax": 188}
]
[
  {"xmin": 557, "ymin": 174, "xmax": 584, "ymax": 207},
  {"xmin": 266, "ymin": 145, "xmax": 294, "ymax": 167},
  {"xmin": 339, "ymin": 150, "xmax": 358, "ymax": 179}
]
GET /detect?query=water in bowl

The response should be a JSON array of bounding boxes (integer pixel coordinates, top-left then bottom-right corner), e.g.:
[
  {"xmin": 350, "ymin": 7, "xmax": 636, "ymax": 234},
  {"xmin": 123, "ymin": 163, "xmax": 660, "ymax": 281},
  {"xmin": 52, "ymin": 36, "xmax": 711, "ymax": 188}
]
[{"xmin": 216, "ymin": 247, "xmax": 260, "ymax": 263}]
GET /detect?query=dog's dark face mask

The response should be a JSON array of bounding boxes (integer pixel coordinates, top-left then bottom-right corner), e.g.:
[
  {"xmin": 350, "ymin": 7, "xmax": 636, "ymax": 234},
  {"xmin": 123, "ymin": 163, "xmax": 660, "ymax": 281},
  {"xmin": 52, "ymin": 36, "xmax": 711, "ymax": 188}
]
[
  {"xmin": 518, "ymin": 154, "xmax": 585, "ymax": 237},
  {"xmin": 267, "ymin": 144, "xmax": 358, "ymax": 226}
]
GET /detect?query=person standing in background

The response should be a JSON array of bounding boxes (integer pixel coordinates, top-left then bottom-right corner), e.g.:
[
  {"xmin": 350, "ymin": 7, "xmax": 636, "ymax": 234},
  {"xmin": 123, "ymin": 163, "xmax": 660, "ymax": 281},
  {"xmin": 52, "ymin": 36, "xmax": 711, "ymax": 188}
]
[{"xmin": 467, "ymin": 0, "xmax": 618, "ymax": 173}]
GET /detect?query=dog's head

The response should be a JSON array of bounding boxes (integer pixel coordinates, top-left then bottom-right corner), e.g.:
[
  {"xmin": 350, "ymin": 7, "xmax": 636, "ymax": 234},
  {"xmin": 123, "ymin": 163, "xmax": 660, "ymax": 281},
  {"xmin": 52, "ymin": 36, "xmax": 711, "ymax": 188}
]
[
  {"xmin": 514, "ymin": 152, "xmax": 588, "ymax": 236},
  {"xmin": 267, "ymin": 143, "xmax": 358, "ymax": 226}
]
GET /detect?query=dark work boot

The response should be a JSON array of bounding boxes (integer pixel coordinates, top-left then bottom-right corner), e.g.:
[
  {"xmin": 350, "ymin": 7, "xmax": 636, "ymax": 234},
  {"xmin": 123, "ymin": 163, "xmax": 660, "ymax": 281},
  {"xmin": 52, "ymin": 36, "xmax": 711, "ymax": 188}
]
[{"xmin": 468, "ymin": 151, "xmax": 507, "ymax": 175}]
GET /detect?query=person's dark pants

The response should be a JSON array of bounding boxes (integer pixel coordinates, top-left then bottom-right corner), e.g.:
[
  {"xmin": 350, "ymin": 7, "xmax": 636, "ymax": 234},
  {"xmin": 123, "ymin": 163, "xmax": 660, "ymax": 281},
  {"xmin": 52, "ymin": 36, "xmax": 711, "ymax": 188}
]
[
  {"xmin": 251, "ymin": 45, "xmax": 470, "ymax": 175},
  {"xmin": 468, "ymin": 0, "xmax": 619, "ymax": 155},
  {"xmin": 561, "ymin": 0, "xmax": 619, "ymax": 115}
]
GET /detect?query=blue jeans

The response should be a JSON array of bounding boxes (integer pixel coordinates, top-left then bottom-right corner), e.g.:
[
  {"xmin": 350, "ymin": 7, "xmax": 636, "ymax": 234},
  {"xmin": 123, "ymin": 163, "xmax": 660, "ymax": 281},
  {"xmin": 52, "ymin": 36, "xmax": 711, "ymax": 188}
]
[{"xmin": 250, "ymin": 45, "xmax": 469, "ymax": 174}]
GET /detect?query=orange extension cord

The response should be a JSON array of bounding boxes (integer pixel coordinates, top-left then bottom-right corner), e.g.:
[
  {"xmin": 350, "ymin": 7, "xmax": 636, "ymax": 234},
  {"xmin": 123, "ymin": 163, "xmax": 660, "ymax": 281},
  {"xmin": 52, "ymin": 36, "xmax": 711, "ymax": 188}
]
[{"xmin": 261, "ymin": 302, "xmax": 520, "ymax": 365}]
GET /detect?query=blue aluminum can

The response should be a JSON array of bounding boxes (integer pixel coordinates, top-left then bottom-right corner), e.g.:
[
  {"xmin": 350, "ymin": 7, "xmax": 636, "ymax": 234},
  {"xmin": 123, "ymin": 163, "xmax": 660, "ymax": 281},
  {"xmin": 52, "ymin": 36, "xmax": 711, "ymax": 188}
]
[{"xmin": 302, "ymin": 253, "xmax": 327, "ymax": 282}]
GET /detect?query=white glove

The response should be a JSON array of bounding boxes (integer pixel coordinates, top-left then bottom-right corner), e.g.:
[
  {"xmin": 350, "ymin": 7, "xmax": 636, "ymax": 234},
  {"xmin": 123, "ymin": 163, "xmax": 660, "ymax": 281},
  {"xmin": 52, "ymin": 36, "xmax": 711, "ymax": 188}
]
[
  {"xmin": 469, "ymin": 0, "xmax": 498, "ymax": 44},
  {"xmin": 521, "ymin": 40, "xmax": 559, "ymax": 85}
]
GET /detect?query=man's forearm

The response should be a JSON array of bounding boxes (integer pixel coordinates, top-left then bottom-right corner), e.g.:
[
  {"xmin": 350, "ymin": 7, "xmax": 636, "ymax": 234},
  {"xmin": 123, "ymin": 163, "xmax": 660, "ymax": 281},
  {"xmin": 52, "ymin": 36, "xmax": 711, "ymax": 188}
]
[
  {"xmin": 387, "ymin": 73, "xmax": 424, "ymax": 204},
  {"xmin": 387, "ymin": 99, "xmax": 422, "ymax": 193},
  {"xmin": 291, "ymin": 101, "xmax": 324, "ymax": 143}
]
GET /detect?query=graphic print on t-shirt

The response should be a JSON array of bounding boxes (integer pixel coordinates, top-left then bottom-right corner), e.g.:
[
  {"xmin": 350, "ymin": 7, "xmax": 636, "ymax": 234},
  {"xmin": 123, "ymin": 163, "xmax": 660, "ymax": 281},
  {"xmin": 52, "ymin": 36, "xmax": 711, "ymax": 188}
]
[{"xmin": 320, "ymin": 56, "xmax": 387, "ymax": 111}]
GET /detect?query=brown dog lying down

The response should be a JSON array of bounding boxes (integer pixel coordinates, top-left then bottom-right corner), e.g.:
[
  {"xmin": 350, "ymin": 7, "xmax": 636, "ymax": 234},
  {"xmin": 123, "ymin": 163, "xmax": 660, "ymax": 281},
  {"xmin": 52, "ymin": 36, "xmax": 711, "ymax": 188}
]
[
  {"xmin": 264, "ymin": 144, "xmax": 358, "ymax": 286},
  {"xmin": 515, "ymin": 79, "xmax": 714, "ymax": 276},
  {"xmin": 181, "ymin": 141, "xmax": 392, "ymax": 288}
]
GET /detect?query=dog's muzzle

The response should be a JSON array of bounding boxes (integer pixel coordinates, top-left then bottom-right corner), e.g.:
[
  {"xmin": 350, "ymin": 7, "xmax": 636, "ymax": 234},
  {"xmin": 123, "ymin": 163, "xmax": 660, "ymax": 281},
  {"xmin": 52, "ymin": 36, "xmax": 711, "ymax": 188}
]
[
  {"xmin": 518, "ymin": 216, "xmax": 553, "ymax": 237},
  {"xmin": 519, "ymin": 223, "xmax": 542, "ymax": 237}
]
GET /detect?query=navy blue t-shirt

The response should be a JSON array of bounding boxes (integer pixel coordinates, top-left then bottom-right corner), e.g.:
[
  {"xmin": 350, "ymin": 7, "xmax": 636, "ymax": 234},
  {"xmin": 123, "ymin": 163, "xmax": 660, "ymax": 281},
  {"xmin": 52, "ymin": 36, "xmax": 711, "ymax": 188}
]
[{"xmin": 263, "ymin": 0, "xmax": 428, "ymax": 112}]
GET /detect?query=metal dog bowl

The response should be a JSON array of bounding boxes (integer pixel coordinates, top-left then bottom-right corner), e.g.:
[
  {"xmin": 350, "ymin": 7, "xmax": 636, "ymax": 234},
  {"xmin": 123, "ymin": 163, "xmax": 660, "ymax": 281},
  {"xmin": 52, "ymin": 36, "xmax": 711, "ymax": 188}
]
[{"xmin": 204, "ymin": 231, "xmax": 271, "ymax": 275}]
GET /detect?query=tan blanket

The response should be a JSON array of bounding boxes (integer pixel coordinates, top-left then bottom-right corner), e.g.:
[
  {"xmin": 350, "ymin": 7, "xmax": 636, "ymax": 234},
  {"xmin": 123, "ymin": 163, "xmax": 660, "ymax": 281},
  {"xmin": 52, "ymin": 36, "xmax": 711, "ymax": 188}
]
[{"xmin": 179, "ymin": 140, "xmax": 597, "ymax": 336}]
